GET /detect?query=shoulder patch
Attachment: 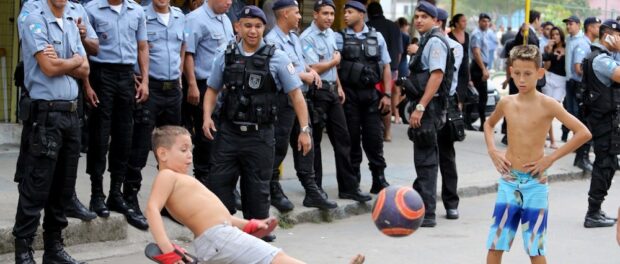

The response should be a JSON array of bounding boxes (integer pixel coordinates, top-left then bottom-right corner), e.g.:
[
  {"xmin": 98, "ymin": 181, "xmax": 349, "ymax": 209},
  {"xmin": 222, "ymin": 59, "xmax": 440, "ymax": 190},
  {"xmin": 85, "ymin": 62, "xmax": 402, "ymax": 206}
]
[
  {"xmin": 431, "ymin": 48, "xmax": 441, "ymax": 59},
  {"xmin": 287, "ymin": 63, "xmax": 296, "ymax": 75},
  {"xmin": 29, "ymin": 23, "xmax": 43, "ymax": 34},
  {"xmin": 19, "ymin": 11, "xmax": 30, "ymax": 22}
]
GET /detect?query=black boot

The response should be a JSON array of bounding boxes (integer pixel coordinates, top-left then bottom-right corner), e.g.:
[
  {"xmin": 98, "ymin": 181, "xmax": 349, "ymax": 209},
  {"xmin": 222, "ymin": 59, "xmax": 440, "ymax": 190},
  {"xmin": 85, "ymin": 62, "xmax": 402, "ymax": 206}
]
[
  {"xmin": 574, "ymin": 152, "xmax": 593, "ymax": 172},
  {"xmin": 123, "ymin": 182, "xmax": 148, "ymax": 226},
  {"xmin": 370, "ymin": 170, "xmax": 390, "ymax": 194},
  {"xmin": 89, "ymin": 175, "xmax": 109, "ymax": 217},
  {"xmin": 65, "ymin": 192, "xmax": 97, "ymax": 221},
  {"xmin": 270, "ymin": 181, "xmax": 294, "ymax": 212},
  {"xmin": 584, "ymin": 198, "xmax": 615, "ymax": 228},
  {"xmin": 299, "ymin": 174, "xmax": 337, "ymax": 210},
  {"xmin": 15, "ymin": 237, "xmax": 36, "ymax": 264},
  {"xmin": 42, "ymin": 232, "xmax": 83, "ymax": 264},
  {"xmin": 107, "ymin": 179, "xmax": 149, "ymax": 230}
]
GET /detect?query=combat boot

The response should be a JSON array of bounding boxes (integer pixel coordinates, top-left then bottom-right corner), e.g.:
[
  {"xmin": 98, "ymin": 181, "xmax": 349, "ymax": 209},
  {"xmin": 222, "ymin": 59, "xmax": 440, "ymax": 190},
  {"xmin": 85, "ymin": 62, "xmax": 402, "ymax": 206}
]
[
  {"xmin": 15, "ymin": 237, "xmax": 35, "ymax": 264},
  {"xmin": 270, "ymin": 181, "xmax": 294, "ymax": 212},
  {"xmin": 65, "ymin": 192, "xmax": 97, "ymax": 221},
  {"xmin": 573, "ymin": 151, "xmax": 593, "ymax": 172},
  {"xmin": 370, "ymin": 170, "xmax": 390, "ymax": 194},
  {"xmin": 584, "ymin": 198, "xmax": 615, "ymax": 228},
  {"xmin": 107, "ymin": 178, "xmax": 149, "ymax": 230},
  {"xmin": 299, "ymin": 174, "xmax": 337, "ymax": 210},
  {"xmin": 89, "ymin": 175, "xmax": 109, "ymax": 217},
  {"xmin": 42, "ymin": 232, "xmax": 83, "ymax": 264},
  {"xmin": 123, "ymin": 182, "xmax": 148, "ymax": 227}
]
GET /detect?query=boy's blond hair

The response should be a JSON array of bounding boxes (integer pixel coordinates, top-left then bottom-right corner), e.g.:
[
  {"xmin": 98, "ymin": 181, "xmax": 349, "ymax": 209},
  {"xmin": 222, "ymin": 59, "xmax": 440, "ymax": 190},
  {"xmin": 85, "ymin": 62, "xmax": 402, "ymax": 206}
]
[
  {"xmin": 151, "ymin": 126, "xmax": 191, "ymax": 157},
  {"xmin": 509, "ymin": 44, "xmax": 542, "ymax": 69}
]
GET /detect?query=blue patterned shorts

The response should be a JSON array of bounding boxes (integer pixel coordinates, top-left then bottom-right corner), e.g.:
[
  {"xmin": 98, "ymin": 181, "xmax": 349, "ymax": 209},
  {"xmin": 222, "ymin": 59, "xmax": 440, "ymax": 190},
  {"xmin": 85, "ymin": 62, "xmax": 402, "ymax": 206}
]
[{"xmin": 486, "ymin": 169, "xmax": 549, "ymax": 256}]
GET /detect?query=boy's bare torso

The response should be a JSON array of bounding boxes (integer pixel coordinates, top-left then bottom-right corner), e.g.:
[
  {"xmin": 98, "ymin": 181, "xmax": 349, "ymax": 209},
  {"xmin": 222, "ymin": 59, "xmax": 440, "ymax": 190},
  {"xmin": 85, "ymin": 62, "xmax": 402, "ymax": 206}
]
[
  {"xmin": 503, "ymin": 93, "xmax": 555, "ymax": 172},
  {"xmin": 162, "ymin": 171, "xmax": 232, "ymax": 237}
]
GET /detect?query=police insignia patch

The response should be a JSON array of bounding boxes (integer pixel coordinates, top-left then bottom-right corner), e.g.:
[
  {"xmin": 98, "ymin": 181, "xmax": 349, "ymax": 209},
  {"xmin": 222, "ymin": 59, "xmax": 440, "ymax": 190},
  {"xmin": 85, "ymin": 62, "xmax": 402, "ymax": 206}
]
[
  {"xmin": 287, "ymin": 63, "xmax": 295, "ymax": 74},
  {"xmin": 249, "ymin": 74, "xmax": 262, "ymax": 89},
  {"xmin": 431, "ymin": 48, "xmax": 440, "ymax": 59},
  {"xmin": 29, "ymin": 23, "xmax": 43, "ymax": 34}
]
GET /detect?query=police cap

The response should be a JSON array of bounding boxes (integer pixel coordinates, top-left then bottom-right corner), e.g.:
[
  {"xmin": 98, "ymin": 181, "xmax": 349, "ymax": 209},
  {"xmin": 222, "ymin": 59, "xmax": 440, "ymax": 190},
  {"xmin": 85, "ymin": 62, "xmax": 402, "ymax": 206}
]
[
  {"xmin": 479, "ymin": 13, "xmax": 491, "ymax": 21},
  {"xmin": 272, "ymin": 0, "xmax": 299, "ymax": 11},
  {"xmin": 601, "ymin": 19, "xmax": 620, "ymax": 33},
  {"xmin": 584, "ymin": 17, "xmax": 601, "ymax": 30},
  {"xmin": 314, "ymin": 0, "xmax": 335, "ymax": 11},
  {"xmin": 415, "ymin": 1, "xmax": 437, "ymax": 18},
  {"xmin": 238, "ymin": 6, "xmax": 268, "ymax": 24},
  {"xmin": 562, "ymin": 15, "xmax": 581, "ymax": 24},
  {"xmin": 436, "ymin": 8, "xmax": 448, "ymax": 21},
  {"xmin": 344, "ymin": 1, "xmax": 366, "ymax": 13}
]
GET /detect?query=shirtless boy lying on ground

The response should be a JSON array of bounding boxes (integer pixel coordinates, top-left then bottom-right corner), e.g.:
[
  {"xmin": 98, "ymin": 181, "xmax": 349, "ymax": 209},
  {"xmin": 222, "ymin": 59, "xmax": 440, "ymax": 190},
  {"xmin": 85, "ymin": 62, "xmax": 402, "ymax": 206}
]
[
  {"xmin": 483, "ymin": 45, "xmax": 592, "ymax": 264},
  {"xmin": 145, "ymin": 126, "xmax": 365, "ymax": 264}
]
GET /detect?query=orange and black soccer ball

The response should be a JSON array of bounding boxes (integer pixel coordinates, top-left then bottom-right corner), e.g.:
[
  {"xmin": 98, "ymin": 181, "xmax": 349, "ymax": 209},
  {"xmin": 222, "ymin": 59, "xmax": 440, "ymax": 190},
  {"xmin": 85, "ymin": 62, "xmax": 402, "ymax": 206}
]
[{"xmin": 371, "ymin": 186, "xmax": 425, "ymax": 237}]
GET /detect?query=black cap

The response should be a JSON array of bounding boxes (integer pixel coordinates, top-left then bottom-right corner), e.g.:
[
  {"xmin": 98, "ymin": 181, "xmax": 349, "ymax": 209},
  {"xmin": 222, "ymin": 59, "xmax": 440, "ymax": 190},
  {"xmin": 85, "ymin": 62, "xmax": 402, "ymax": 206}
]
[
  {"xmin": 238, "ymin": 5, "xmax": 268, "ymax": 24},
  {"xmin": 344, "ymin": 0, "xmax": 366, "ymax": 13},
  {"xmin": 314, "ymin": 0, "xmax": 335, "ymax": 11},
  {"xmin": 272, "ymin": 0, "xmax": 299, "ymax": 11},
  {"xmin": 601, "ymin": 19, "xmax": 620, "ymax": 32},
  {"xmin": 583, "ymin": 17, "xmax": 601, "ymax": 29},
  {"xmin": 436, "ymin": 8, "xmax": 448, "ymax": 21},
  {"xmin": 479, "ymin": 13, "xmax": 491, "ymax": 21},
  {"xmin": 415, "ymin": 1, "xmax": 437, "ymax": 18},
  {"xmin": 562, "ymin": 15, "xmax": 580, "ymax": 24}
]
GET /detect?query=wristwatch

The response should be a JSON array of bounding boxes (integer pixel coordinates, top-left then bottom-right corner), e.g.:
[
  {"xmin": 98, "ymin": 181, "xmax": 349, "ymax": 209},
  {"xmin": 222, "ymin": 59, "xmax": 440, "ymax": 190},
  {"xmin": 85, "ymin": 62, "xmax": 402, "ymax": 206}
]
[
  {"xmin": 301, "ymin": 125, "xmax": 312, "ymax": 135},
  {"xmin": 415, "ymin": 104, "xmax": 425, "ymax": 112}
]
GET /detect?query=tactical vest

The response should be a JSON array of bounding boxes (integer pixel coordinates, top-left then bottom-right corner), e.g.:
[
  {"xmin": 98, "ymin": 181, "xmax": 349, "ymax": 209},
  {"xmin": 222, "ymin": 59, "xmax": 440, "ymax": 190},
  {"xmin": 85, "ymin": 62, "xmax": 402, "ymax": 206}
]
[
  {"xmin": 338, "ymin": 27, "xmax": 382, "ymax": 88},
  {"xmin": 407, "ymin": 27, "xmax": 455, "ymax": 111},
  {"xmin": 582, "ymin": 45, "xmax": 620, "ymax": 116},
  {"xmin": 222, "ymin": 42, "xmax": 278, "ymax": 125}
]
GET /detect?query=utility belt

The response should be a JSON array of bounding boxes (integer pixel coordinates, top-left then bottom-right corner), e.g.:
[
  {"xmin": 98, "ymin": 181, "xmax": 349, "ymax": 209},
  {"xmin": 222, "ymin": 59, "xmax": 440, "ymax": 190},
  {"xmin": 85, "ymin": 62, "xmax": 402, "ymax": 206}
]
[
  {"xmin": 149, "ymin": 77, "xmax": 180, "ymax": 91},
  {"xmin": 319, "ymin": 81, "xmax": 338, "ymax": 94},
  {"xmin": 224, "ymin": 120, "xmax": 270, "ymax": 132},
  {"xmin": 90, "ymin": 62, "xmax": 135, "ymax": 72},
  {"xmin": 19, "ymin": 97, "xmax": 78, "ymax": 122}
]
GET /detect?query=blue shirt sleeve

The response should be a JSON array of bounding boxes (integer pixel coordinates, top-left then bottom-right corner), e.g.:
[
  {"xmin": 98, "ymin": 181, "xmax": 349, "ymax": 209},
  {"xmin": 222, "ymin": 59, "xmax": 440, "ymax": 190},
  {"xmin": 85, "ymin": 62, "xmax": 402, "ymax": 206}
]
[
  {"xmin": 425, "ymin": 38, "xmax": 447, "ymax": 73},
  {"xmin": 206, "ymin": 49, "xmax": 226, "ymax": 91},
  {"xmin": 22, "ymin": 15, "xmax": 49, "ymax": 57},
  {"xmin": 136, "ymin": 9, "xmax": 147, "ymax": 42},
  {"xmin": 470, "ymin": 32, "xmax": 482, "ymax": 49},
  {"xmin": 335, "ymin": 32, "xmax": 343, "ymax": 51},
  {"xmin": 573, "ymin": 39, "xmax": 590, "ymax": 66},
  {"xmin": 184, "ymin": 15, "xmax": 201, "ymax": 54},
  {"xmin": 377, "ymin": 32, "xmax": 391, "ymax": 65},
  {"xmin": 271, "ymin": 50, "xmax": 302, "ymax": 93},
  {"xmin": 593, "ymin": 54, "xmax": 620, "ymax": 86}
]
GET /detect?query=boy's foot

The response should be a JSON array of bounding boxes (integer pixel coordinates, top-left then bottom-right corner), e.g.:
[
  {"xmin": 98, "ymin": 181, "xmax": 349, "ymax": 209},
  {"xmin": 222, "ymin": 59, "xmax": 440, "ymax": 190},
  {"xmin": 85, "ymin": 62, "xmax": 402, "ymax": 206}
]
[
  {"xmin": 350, "ymin": 254, "xmax": 365, "ymax": 264},
  {"xmin": 420, "ymin": 218, "xmax": 436, "ymax": 227},
  {"xmin": 584, "ymin": 213, "xmax": 616, "ymax": 228}
]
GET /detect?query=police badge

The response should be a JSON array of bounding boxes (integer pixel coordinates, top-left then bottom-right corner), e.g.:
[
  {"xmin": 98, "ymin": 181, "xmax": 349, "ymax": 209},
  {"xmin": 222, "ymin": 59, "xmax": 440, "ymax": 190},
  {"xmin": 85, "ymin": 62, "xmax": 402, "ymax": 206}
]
[{"xmin": 248, "ymin": 74, "xmax": 262, "ymax": 89}]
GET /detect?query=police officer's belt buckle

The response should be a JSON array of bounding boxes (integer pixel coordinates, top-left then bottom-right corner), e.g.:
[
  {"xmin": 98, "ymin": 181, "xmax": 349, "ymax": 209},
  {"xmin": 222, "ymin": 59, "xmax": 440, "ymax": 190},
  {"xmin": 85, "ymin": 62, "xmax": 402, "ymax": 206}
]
[
  {"xmin": 162, "ymin": 82, "xmax": 176, "ymax": 91},
  {"xmin": 239, "ymin": 124, "xmax": 259, "ymax": 132}
]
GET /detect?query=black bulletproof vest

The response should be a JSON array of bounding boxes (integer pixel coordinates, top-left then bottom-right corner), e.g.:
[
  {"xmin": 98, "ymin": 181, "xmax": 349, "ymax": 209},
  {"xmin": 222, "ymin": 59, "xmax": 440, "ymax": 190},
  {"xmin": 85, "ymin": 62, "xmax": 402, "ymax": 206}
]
[
  {"xmin": 338, "ymin": 27, "xmax": 382, "ymax": 88},
  {"xmin": 222, "ymin": 42, "xmax": 278, "ymax": 124},
  {"xmin": 582, "ymin": 45, "xmax": 620, "ymax": 115}
]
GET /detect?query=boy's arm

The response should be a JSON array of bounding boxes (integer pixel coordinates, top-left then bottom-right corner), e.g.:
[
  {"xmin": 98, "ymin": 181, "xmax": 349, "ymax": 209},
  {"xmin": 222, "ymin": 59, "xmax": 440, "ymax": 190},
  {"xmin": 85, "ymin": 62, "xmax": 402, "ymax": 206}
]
[
  {"xmin": 525, "ymin": 100, "xmax": 592, "ymax": 176},
  {"xmin": 484, "ymin": 98, "xmax": 511, "ymax": 174},
  {"xmin": 146, "ymin": 170, "xmax": 177, "ymax": 254}
]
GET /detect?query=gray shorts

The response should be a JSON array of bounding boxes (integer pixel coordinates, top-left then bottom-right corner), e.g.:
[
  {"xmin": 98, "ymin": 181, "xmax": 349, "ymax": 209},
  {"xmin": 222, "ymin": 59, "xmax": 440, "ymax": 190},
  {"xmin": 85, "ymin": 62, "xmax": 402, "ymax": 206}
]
[{"xmin": 193, "ymin": 223, "xmax": 281, "ymax": 264}]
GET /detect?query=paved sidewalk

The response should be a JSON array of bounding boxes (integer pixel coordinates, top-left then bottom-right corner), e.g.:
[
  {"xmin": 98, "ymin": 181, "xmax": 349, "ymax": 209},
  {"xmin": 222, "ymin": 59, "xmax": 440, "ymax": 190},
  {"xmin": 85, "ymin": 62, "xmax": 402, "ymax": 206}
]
[{"xmin": 0, "ymin": 121, "xmax": 589, "ymax": 254}]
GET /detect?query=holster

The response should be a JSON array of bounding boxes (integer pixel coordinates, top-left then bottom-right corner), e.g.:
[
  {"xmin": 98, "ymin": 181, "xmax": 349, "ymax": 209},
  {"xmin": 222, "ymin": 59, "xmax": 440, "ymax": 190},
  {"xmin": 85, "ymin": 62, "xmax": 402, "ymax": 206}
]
[
  {"xmin": 446, "ymin": 97, "xmax": 466, "ymax": 142},
  {"xmin": 396, "ymin": 77, "xmax": 423, "ymax": 101},
  {"xmin": 29, "ymin": 108, "xmax": 59, "ymax": 160},
  {"xmin": 19, "ymin": 95, "xmax": 32, "ymax": 122}
]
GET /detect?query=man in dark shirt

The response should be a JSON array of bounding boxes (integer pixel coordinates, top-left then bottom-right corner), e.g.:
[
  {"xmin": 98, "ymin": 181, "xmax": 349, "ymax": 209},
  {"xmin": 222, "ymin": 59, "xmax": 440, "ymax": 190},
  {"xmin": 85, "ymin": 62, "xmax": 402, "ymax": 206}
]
[{"xmin": 500, "ymin": 26, "xmax": 516, "ymax": 46}]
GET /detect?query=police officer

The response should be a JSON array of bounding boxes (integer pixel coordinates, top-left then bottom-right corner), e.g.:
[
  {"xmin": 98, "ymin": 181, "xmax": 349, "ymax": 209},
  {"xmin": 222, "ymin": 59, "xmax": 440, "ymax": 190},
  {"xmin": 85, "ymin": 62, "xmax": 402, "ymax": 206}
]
[
  {"xmin": 468, "ymin": 13, "xmax": 491, "ymax": 131},
  {"xmin": 436, "ymin": 8, "xmax": 463, "ymax": 220},
  {"xmin": 125, "ymin": 0, "xmax": 186, "ymax": 227},
  {"xmin": 84, "ymin": 0, "xmax": 149, "ymax": 229},
  {"xmin": 300, "ymin": 0, "xmax": 366, "ymax": 203},
  {"xmin": 183, "ymin": 0, "xmax": 234, "ymax": 184},
  {"xmin": 408, "ymin": 2, "xmax": 450, "ymax": 228},
  {"xmin": 265, "ymin": 0, "xmax": 338, "ymax": 213},
  {"xmin": 17, "ymin": 0, "xmax": 99, "ymax": 222},
  {"xmin": 335, "ymin": 0, "xmax": 390, "ymax": 197},
  {"xmin": 563, "ymin": 15, "xmax": 598, "ymax": 172},
  {"xmin": 14, "ymin": 0, "xmax": 89, "ymax": 262},
  {"xmin": 581, "ymin": 19, "xmax": 620, "ymax": 228},
  {"xmin": 202, "ymin": 5, "xmax": 311, "ymax": 241}
]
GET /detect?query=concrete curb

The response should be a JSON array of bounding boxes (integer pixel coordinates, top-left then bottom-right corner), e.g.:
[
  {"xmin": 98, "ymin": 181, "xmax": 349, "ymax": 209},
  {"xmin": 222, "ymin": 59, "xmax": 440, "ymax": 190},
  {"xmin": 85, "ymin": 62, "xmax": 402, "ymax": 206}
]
[
  {"xmin": 0, "ymin": 213, "xmax": 127, "ymax": 254},
  {"xmin": 270, "ymin": 171, "xmax": 589, "ymax": 230}
]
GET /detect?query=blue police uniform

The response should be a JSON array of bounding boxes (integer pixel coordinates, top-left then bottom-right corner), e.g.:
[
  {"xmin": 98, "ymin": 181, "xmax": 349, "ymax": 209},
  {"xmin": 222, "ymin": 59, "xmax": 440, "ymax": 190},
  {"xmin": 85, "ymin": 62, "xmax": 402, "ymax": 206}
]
[
  {"xmin": 469, "ymin": 26, "xmax": 491, "ymax": 129},
  {"xmin": 13, "ymin": 2, "xmax": 85, "ymax": 262},
  {"xmin": 300, "ymin": 20, "xmax": 362, "ymax": 195},
  {"xmin": 126, "ymin": 4, "xmax": 186, "ymax": 211},
  {"xmin": 83, "ymin": 0, "xmax": 149, "ymax": 230},
  {"xmin": 182, "ymin": 2, "xmax": 234, "ymax": 181},
  {"xmin": 335, "ymin": 16, "xmax": 390, "ymax": 198},
  {"xmin": 206, "ymin": 39, "xmax": 305, "ymax": 220}
]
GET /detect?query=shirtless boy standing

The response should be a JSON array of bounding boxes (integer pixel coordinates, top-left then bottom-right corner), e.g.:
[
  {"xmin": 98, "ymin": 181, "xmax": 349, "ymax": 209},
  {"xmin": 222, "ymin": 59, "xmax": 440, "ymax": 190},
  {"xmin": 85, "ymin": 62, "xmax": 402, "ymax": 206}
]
[
  {"xmin": 483, "ymin": 45, "xmax": 592, "ymax": 264},
  {"xmin": 145, "ymin": 126, "xmax": 365, "ymax": 264}
]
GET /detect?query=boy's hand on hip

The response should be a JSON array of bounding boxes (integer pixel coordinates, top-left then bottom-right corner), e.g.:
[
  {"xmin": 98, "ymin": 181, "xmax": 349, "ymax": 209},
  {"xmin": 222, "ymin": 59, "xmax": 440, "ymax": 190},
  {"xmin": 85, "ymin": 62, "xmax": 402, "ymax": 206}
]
[
  {"xmin": 524, "ymin": 156, "xmax": 553, "ymax": 180},
  {"xmin": 489, "ymin": 149, "xmax": 511, "ymax": 175}
]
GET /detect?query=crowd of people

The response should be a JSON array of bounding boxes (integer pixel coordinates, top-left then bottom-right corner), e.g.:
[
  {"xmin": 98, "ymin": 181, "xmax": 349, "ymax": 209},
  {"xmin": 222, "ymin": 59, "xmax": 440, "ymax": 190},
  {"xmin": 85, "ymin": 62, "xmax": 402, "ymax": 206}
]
[{"xmin": 10, "ymin": 0, "xmax": 620, "ymax": 262}]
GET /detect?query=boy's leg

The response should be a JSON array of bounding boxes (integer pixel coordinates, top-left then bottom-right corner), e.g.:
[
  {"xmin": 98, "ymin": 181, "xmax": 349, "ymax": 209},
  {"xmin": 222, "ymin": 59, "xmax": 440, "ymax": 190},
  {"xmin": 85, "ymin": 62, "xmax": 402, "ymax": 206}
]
[
  {"xmin": 271, "ymin": 252, "xmax": 306, "ymax": 264},
  {"xmin": 520, "ymin": 179, "xmax": 548, "ymax": 258},
  {"xmin": 486, "ymin": 250, "xmax": 503, "ymax": 264},
  {"xmin": 530, "ymin": 256, "xmax": 547, "ymax": 264},
  {"xmin": 486, "ymin": 179, "xmax": 521, "ymax": 254}
]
